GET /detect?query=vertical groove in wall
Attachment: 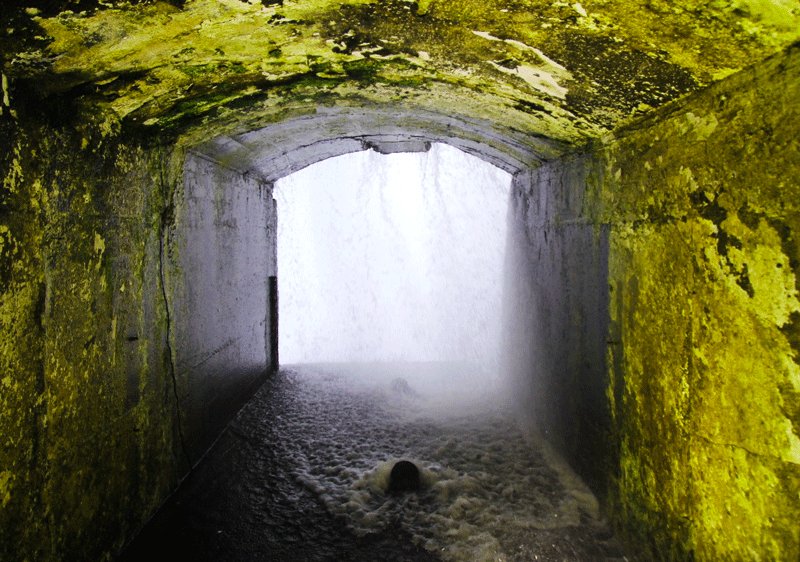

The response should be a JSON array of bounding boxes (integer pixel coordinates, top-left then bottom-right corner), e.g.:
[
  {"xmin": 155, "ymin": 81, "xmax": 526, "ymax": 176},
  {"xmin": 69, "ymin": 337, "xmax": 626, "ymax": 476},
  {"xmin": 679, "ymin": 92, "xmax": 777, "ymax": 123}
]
[{"xmin": 157, "ymin": 154, "xmax": 191, "ymax": 469}]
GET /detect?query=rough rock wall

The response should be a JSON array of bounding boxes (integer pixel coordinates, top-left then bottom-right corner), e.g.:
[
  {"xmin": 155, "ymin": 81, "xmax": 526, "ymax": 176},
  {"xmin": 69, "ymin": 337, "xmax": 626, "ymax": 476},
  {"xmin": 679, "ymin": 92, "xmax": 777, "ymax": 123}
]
[
  {"xmin": 173, "ymin": 154, "xmax": 275, "ymax": 461},
  {"xmin": 0, "ymin": 105, "xmax": 184, "ymax": 560},
  {"xmin": 592, "ymin": 44, "xmax": 800, "ymax": 560}
]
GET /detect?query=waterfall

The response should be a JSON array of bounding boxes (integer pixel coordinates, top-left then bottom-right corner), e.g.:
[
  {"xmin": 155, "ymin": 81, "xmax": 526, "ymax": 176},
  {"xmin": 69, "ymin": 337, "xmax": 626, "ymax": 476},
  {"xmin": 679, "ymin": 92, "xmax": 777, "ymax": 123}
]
[{"xmin": 274, "ymin": 143, "xmax": 511, "ymax": 371}]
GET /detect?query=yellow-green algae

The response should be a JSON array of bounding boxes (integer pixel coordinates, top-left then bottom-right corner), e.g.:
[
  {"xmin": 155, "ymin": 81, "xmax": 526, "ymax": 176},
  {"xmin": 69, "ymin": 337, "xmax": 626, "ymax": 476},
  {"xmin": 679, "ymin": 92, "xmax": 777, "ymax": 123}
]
[
  {"xmin": 2, "ymin": 1, "xmax": 800, "ymax": 560},
  {"xmin": 0, "ymin": 104, "xmax": 186, "ymax": 560},
  {"xmin": 4, "ymin": 0, "xmax": 799, "ymax": 145},
  {"xmin": 594, "ymin": 44, "xmax": 800, "ymax": 560}
]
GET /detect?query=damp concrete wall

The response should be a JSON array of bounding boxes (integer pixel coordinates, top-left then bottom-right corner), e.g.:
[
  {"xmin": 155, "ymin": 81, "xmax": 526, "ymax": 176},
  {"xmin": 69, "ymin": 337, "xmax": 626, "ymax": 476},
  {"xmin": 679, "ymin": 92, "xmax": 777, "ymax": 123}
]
[
  {"xmin": 593, "ymin": 44, "xmax": 800, "ymax": 561},
  {"xmin": 0, "ymin": 109, "xmax": 184, "ymax": 561},
  {"xmin": 503, "ymin": 158, "xmax": 611, "ymax": 495},
  {"xmin": 508, "ymin": 43, "xmax": 800, "ymax": 561},
  {"xmin": 172, "ymin": 153, "xmax": 276, "ymax": 461},
  {"xmin": 2, "ymin": 23, "xmax": 798, "ymax": 560},
  {"xmin": 0, "ymin": 105, "xmax": 278, "ymax": 560}
]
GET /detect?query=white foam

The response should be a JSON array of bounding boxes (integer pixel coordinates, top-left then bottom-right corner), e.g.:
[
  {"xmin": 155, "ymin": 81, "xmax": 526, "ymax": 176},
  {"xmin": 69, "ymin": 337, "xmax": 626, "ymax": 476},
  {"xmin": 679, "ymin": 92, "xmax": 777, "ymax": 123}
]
[{"xmin": 280, "ymin": 366, "xmax": 607, "ymax": 561}]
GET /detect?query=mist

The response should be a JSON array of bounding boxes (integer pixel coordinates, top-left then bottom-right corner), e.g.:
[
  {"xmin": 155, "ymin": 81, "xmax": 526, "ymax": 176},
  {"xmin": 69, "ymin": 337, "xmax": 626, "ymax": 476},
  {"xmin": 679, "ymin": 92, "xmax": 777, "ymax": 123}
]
[{"xmin": 274, "ymin": 143, "xmax": 512, "ymax": 384}]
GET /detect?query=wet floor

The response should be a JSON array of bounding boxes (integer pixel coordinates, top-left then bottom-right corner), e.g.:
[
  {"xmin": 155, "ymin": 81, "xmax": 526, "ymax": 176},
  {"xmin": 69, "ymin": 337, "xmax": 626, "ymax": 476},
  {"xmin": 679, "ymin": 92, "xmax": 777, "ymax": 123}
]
[{"xmin": 120, "ymin": 364, "xmax": 631, "ymax": 562}]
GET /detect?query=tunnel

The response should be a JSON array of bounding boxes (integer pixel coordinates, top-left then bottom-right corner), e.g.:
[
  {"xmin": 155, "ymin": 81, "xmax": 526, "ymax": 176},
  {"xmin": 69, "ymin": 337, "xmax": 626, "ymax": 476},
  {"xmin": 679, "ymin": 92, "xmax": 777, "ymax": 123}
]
[{"xmin": 1, "ymin": 1, "xmax": 799, "ymax": 560}]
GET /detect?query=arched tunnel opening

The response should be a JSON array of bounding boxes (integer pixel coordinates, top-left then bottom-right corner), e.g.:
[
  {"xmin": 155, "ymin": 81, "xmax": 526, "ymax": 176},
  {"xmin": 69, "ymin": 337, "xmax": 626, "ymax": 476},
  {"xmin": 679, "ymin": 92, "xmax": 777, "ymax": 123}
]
[
  {"xmin": 2, "ymin": 2, "xmax": 800, "ymax": 561},
  {"xmin": 109, "ymin": 113, "xmax": 616, "ymax": 561},
  {"xmin": 119, "ymin": 133, "xmax": 619, "ymax": 561}
]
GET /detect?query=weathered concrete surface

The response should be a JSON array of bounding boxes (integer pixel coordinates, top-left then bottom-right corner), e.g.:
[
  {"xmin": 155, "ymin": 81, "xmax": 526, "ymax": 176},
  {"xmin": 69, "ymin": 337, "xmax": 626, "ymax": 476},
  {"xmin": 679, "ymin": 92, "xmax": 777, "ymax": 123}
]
[
  {"xmin": 503, "ymin": 154, "xmax": 610, "ymax": 498},
  {"xmin": 503, "ymin": 42, "xmax": 800, "ymax": 561},
  {"xmin": 194, "ymin": 107, "xmax": 554, "ymax": 178},
  {"xmin": 4, "ymin": 0, "xmax": 800, "ymax": 152},
  {"xmin": 0, "ymin": 104, "xmax": 279, "ymax": 561},
  {"xmin": 591, "ymin": 45, "xmax": 800, "ymax": 560},
  {"xmin": 1, "ymin": 1, "xmax": 800, "ymax": 561},
  {"xmin": 0, "ymin": 102, "xmax": 183, "ymax": 561},
  {"xmin": 172, "ymin": 153, "xmax": 276, "ymax": 460}
]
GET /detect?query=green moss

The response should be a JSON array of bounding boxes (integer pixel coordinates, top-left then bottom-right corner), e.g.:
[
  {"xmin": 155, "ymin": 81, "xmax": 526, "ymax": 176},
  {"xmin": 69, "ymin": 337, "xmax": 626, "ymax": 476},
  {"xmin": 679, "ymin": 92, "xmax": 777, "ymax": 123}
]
[
  {"xmin": 0, "ymin": 470, "xmax": 13, "ymax": 508},
  {"xmin": 0, "ymin": 99, "xmax": 184, "ymax": 560}
]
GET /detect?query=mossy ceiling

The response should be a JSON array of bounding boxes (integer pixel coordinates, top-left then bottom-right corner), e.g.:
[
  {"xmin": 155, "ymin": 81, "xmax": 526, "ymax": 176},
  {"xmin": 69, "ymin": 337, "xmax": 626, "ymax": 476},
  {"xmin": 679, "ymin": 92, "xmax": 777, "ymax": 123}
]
[{"xmin": 2, "ymin": 0, "xmax": 799, "ymax": 151}]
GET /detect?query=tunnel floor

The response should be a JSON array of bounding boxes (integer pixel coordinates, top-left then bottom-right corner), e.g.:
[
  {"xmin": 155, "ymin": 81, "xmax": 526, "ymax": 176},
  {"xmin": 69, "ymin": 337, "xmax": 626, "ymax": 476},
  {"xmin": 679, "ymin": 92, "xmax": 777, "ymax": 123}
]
[{"xmin": 119, "ymin": 364, "xmax": 631, "ymax": 561}]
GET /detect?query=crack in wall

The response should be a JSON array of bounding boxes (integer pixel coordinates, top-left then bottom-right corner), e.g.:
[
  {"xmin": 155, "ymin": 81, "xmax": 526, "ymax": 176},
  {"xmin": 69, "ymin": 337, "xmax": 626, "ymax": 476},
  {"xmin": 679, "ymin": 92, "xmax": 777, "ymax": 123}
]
[
  {"xmin": 157, "ymin": 158, "xmax": 191, "ymax": 468},
  {"xmin": 693, "ymin": 432, "xmax": 767, "ymax": 460},
  {"xmin": 182, "ymin": 338, "xmax": 236, "ymax": 370}
]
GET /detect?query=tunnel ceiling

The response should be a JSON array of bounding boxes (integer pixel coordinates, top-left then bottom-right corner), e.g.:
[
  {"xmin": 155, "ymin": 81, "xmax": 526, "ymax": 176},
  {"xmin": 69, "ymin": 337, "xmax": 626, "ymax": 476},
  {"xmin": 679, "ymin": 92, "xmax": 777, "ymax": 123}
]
[{"xmin": 3, "ymin": 0, "xmax": 800, "ymax": 156}]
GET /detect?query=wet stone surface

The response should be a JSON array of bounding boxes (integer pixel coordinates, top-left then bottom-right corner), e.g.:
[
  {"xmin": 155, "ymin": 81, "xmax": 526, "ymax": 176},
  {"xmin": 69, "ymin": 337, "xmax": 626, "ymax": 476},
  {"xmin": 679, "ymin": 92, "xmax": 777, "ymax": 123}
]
[{"xmin": 120, "ymin": 364, "xmax": 631, "ymax": 561}]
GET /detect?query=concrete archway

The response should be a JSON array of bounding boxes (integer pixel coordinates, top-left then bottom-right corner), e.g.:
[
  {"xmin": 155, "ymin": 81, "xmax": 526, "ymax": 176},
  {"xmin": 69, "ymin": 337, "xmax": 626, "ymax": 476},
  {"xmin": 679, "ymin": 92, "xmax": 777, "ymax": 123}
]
[{"xmin": 171, "ymin": 106, "xmax": 611, "ymax": 504}]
